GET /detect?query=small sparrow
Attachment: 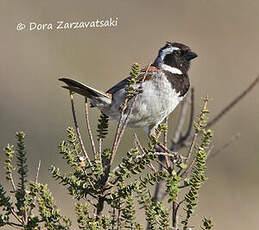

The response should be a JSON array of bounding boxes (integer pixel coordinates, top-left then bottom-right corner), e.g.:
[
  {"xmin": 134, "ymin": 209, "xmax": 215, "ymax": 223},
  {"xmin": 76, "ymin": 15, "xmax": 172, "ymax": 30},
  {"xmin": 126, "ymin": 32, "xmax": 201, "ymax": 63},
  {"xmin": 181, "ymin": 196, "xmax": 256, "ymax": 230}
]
[{"xmin": 59, "ymin": 42, "xmax": 197, "ymax": 135}]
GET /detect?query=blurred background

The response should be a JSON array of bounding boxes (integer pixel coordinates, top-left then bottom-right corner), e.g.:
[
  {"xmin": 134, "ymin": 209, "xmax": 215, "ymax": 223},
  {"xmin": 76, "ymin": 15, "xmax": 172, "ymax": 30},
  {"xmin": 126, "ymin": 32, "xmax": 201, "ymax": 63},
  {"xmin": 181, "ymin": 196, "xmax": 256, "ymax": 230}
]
[{"xmin": 0, "ymin": 0, "xmax": 258, "ymax": 229}]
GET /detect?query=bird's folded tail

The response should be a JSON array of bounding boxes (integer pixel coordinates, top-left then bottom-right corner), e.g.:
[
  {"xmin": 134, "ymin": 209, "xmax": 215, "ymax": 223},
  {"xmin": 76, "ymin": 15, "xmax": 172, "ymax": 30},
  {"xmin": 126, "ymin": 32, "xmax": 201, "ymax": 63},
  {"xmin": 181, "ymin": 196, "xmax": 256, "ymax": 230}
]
[{"xmin": 59, "ymin": 78, "xmax": 112, "ymax": 107}]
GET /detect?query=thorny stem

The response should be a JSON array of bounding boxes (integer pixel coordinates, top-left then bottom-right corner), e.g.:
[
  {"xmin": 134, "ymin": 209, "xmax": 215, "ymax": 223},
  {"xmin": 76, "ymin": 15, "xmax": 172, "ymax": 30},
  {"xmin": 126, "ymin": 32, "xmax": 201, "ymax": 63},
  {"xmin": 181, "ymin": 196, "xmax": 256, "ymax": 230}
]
[
  {"xmin": 84, "ymin": 98, "xmax": 97, "ymax": 155},
  {"xmin": 187, "ymin": 98, "xmax": 208, "ymax": 161},
  {"xmin": 110, "ymin": 98, "xmax": 129, "ymax": 165},
  {"xmin": 69, "ymin": 92, "xmax": 92, "ymax": 166},
  {"xmin": 180, "ymin": 98, "xmax": 209, "ymax": 178}
]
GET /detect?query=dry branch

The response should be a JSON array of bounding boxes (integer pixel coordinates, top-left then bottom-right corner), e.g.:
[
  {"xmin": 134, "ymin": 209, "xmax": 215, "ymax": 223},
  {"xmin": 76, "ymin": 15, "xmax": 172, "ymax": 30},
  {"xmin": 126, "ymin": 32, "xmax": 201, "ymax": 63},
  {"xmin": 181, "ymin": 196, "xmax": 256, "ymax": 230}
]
[{"xmin": 69, "ymin": 91, "xmax": 92, "ymax": 166}]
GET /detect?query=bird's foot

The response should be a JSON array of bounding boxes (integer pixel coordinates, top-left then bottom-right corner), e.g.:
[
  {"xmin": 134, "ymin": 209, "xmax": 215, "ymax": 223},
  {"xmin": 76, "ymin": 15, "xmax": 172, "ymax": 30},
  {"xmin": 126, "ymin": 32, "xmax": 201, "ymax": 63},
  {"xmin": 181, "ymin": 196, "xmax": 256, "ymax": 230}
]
[{"xmin": 154, "ymin": 142, "xmax": 184, "ymax": 164}]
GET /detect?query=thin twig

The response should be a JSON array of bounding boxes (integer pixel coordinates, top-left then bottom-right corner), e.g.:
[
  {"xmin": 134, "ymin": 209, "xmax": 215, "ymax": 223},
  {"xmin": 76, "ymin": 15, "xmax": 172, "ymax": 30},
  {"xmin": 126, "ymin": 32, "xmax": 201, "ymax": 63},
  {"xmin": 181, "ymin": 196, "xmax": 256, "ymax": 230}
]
[
  {"xmin": 181, "ymin": 157, "xmax": 195, "ymax": 178},
  {"xmin": 134, "ymin": 134, "xmax": 156, "ymax": 173},
  {"xmin": 208, "ymin": 133, "xmax": 240, "ymax": 160},
  {"xmin": 86, "ymin": 198, "xmax": 97, "ymax": 208},
  {"xmin": 172, "ymin": 91, "xmax": 191, "ymax": 145},
  {"xmin": 111, "ymin": 133, "xmax": 158, "ymax": 176},
  {"xmin": 162, "ymin": 117, "xmax": 170, "ymax": 169},
  {"xmin": 115, "ymin": 96, "xmax": 137, "ymax": 148},
  {"xmin": 69, "ymin": 92, "xmax": 92, "ymax": 166},
  {"xmin": 35, "ymin": 160, "xmax": 41, "ymax": 183},
  {"xmin": 179, "ymin": 88, "xmax": 195, "ymax": 144},
  {"xmin": 134, "ymin": 136, "xmax": 157, "ymax": 173},
  {"xmin": 156, "ymin": 142, "xmax": 181, "ymax": 160},
  {"xmin": 207, "ymin": 75, "xmax": 259, "ymax": 128},
  {"xmin": 186, "ymin": 99, "xmax": 208, "ymax": 163},
  {"xmin": 180, "ymin": 98, "xmax": 209, "ymax": 177},
  {"xmin": 9, "ymin": 173, "xmax": 16, "ymax": 192},
  {"xmin": 156, "ymin": 160, "xmax": 168, "ymax": 171},
  {"xmin": 172, "ymin": 200, "xmax": 179, "ymax": 229},
  {"xmin": 111, "ymin": 207, "xmax": 116, "ymax": 230},
  {"xmin": 134, "ymin": 150, "xmax": 185, "ymax": 160},
  {"xmin": 110, "ymin": 98, "xmax": 129, "ymax": 165},
  {"xmin": 134, "ymin": 133, "xmax": 146, "ymax": 155},
  {"xmin": 84, "ymin": 98, "xmax": 97, "ymax": 155},
  {"xmin": 27, "ymin": 160, "xmax": 42, "ymax": 218},
  {"xmin": 206, "ymin": 145, "xmax": 215, "ymax": 159},
  {"xmin": 10, "ymin": 208, "xmax": 23, "ymax": 225},
  {"xmin": 171, "ymin": 88, "xmax": 194, "ymax": 153},
  {"xmin": 147, "ymin": 163, "xmax": 157, "ymax": 173},
  {"xmin": 97, "ymin": 140, "xmax": 104, "ymax": 173},
  {"xmin": 6, "ymin": 222, "xmax": 23, "ymax": 228},
  {"xmin": 98, "ymin": 138, "xmax": 103, "ymax": 171},
  {"xmin": 180, "ymin": 144, "xmax": 214, "ymax": 179},
  {"xmin": 163, "ymin": 117, "xmax": 169, "ymax": 147},
  {"xmin": 117, "ymin": 204, "xmax": 121, "ymax": 230},
  {"xmin": 182, "ymin": 88, "xmax": 194, "ymax": 139}
]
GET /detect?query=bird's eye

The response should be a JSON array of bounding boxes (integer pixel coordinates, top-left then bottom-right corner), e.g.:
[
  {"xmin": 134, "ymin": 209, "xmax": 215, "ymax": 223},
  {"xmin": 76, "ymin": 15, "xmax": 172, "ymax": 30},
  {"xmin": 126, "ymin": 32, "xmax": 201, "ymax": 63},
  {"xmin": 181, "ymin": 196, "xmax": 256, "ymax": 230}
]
[{"xmin": 175, "ymin": 50, "xmax": 181, "ymax": 56}]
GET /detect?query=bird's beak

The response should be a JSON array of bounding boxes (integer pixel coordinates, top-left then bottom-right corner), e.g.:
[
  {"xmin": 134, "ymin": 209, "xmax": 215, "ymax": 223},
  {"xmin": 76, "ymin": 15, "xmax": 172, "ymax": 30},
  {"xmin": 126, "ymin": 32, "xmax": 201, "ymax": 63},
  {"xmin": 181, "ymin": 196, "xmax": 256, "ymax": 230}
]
[{"xmin": 185, "ymin": 51, "xmax": 198, "ymax": 61}]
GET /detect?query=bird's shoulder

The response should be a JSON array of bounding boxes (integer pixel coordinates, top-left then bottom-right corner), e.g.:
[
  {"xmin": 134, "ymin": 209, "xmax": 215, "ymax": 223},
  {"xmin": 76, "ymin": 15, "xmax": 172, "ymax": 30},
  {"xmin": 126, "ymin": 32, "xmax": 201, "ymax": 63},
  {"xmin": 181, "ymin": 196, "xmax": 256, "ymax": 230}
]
[{"xmin": 106, "ymin": 66, "xmax": 159, "ymax": 94}]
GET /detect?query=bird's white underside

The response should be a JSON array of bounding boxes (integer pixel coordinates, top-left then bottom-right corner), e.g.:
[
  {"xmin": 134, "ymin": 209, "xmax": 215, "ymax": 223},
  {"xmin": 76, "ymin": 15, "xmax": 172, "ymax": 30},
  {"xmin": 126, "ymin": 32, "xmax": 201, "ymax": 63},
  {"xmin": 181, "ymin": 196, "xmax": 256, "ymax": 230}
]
[{"xmin": 102, "ymin": 71, "xmax": 183, "ymax": 134}]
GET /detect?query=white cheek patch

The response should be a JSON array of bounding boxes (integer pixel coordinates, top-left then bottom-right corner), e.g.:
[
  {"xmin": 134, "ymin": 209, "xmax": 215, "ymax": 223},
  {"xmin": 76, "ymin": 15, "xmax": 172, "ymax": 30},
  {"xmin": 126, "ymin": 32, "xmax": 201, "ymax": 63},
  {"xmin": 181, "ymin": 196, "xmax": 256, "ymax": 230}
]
[
  {"xmin": 160, "ymin": 46, "xmax": 179, "ymax": 60},
  {"xmin": 164, "ymin": 46, "xmax": 179, "ymax": 53},
  {"xmin": 161, "ymin": 64, "xmax": 183, "ymax": 75}
]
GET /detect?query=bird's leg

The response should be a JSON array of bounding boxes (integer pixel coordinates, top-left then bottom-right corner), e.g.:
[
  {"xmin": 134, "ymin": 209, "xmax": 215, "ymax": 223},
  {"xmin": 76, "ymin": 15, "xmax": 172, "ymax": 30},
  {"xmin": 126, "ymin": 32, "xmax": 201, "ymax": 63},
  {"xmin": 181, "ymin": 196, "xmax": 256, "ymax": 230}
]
[
  {"xmin": 148, "ymin": 126, "xmax": 158, "ymax": 143},
  {"xmin": 148, "ymin": 126, "xmax": 184, "ymax": 165}
]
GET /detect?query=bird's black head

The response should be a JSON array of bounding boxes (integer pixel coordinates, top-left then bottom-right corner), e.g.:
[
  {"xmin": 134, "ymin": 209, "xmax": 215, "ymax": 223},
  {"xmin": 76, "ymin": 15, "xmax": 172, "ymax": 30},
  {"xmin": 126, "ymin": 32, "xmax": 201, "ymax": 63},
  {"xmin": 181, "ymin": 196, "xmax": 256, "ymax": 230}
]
[{"xmin": 153, "ymin": 42, "xmax": 197, "ymax": 74}]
